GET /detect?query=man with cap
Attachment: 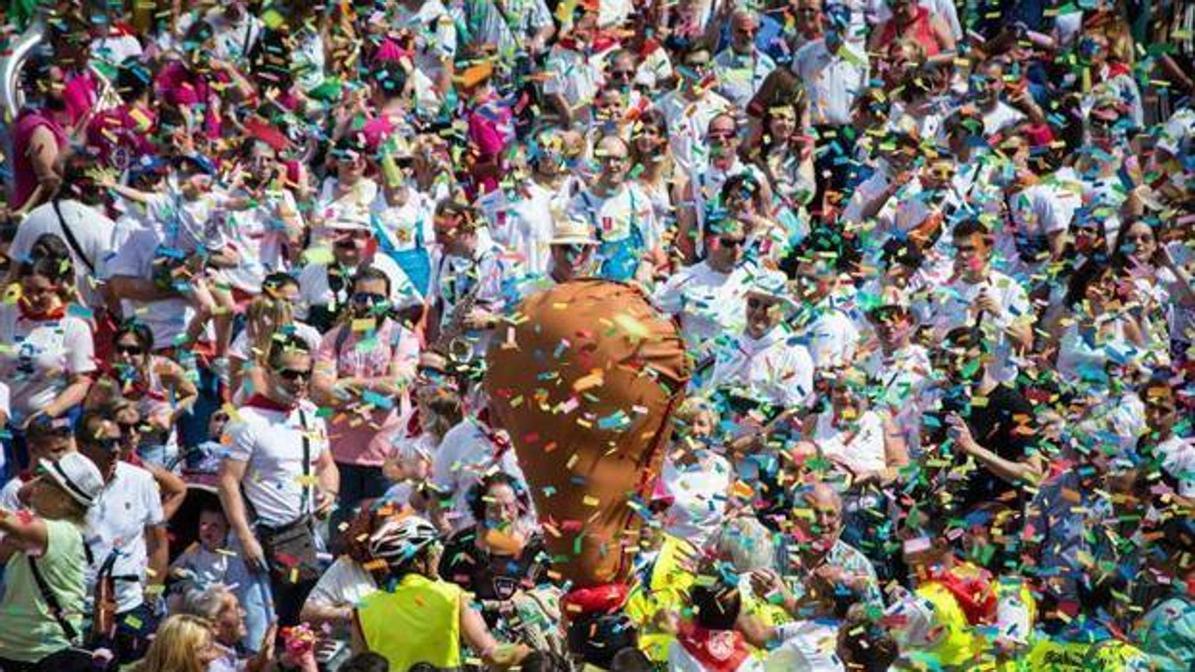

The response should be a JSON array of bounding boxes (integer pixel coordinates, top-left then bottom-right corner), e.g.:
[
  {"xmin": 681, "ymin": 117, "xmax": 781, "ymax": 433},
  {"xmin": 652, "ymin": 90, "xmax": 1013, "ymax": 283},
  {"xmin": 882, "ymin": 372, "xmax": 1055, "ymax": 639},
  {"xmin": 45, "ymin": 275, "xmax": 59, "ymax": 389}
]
[
  {"xmin": 75, "ymin": 410, "xmax": 169, "ymax": 665},
  {"xmin": 0, "ymin": 414, "xmax": 75, "ymax": 511},
  {"xmin": 704, "ymin": 268, "xmax": 815, "ymax": 411},
  {"xmin": 0, "ymin": 451, "xmax": 104, "ymax": 671},
  {"xmin": 298, "ymin": 210, "xmax": 421, "ymax": 333},
  {"xmin": 654, "ymin": 217, "xmax": 756, "ymax": 365}
]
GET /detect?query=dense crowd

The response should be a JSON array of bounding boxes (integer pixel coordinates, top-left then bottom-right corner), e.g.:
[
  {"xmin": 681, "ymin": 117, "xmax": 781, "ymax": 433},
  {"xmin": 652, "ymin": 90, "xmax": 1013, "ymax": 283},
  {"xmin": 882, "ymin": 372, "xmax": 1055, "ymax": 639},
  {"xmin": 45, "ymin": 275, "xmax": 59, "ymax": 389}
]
[{"xmin": 0, "ymin": 0, "xmax": 1193, "ymax": 670}]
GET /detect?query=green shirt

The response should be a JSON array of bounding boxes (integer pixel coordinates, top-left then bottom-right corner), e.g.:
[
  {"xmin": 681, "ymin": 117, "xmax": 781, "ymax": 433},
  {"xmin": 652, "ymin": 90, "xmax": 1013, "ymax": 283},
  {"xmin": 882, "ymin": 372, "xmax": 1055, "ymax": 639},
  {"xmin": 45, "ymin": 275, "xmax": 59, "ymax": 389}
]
[{"xmin": 0, "ymin": 518, "xmax": 87, "ymax": 662}]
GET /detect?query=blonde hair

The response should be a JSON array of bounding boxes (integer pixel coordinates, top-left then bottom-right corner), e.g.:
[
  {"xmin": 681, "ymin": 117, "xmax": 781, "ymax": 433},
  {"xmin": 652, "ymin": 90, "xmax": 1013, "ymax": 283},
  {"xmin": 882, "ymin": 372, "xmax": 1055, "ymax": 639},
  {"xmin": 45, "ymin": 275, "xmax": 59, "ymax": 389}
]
[
  {"xmin": 136, "ymin": 615, "xmax": 215, "ymax": 672},
  {"xmin": 673, "ymin": 397, "xmax": 718, "ymax": 432},
  {"xmin": 244, "ymin": 294, "xmax": 294, "ymax": 365}
]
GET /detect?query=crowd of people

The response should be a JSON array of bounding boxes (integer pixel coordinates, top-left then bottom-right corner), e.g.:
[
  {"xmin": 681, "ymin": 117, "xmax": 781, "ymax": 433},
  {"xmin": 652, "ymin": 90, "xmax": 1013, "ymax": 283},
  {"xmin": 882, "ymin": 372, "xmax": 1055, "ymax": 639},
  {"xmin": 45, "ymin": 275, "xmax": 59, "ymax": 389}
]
[{"xmin": 0, "ymin": 0, "xmax": 1193, "ymax": 669}]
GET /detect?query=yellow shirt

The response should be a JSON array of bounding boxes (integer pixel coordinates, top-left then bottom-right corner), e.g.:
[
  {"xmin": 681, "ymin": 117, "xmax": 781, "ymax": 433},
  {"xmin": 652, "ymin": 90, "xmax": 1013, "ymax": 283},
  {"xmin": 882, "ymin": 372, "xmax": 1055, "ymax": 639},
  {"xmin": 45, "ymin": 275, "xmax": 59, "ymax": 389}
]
[{"xmin": 357, "ymin": 573, "xmax": 463, "ymax": 672}]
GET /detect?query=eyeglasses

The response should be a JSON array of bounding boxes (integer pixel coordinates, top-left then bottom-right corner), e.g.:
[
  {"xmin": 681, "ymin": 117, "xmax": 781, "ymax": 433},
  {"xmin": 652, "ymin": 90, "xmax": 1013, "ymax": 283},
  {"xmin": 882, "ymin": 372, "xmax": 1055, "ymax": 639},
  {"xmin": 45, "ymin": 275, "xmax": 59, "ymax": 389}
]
[
  {"xmin": 114, "ymin": 343, "xmax": 144, "ymax": 356},
  {"xmin": 599, "ymin": 154, "xmax": 628, "ymax": 164},
  {"xmin": 351, "ymin": 292, "xmax": 388, "ymax": 306},
  {"xmin": 118, "ymin": 421, "xmax": 142, "ymax": 436},
  {"xmin": 708, "ymin": 130, "xmax": 736, "ymax": 141},
  {"xmin": 718, "ymin": 236, "xmax": 746, "ymax": 248},
  {"xmin": 276, "ymin": 367, "xmax": 313, "ymax": 382},
  {"xmin": 609, "ymin": 69, "xmax": 634, "ymax": 80},
  {"xmin": 734, "ymin": 26, "xmax": 759, "ymax": 36},
  {"xmin": 746, "ymin": 297, "xmax": 774, "ymax": 310},
  {"xmin": 555, "ymin": 243, "xmax": 594, "ymax": 255}
]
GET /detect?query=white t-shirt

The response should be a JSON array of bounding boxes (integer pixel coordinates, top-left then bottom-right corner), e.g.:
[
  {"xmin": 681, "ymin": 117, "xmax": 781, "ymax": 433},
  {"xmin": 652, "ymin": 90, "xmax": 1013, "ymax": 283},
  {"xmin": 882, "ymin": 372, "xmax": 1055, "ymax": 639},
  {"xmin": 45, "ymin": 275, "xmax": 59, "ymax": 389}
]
[
  {"xmin": 305, "ymin": 556, "xmax": 377, "ymax": 611},
  {"xmin": 1158, "ymin": 435, "xmax": 1195, "ymax": 498},
  {"xmin": 801, "ymin": 307, "xmax": 860, "ymax": 370},
  {"xmin": 11, "ymin": 200, "xmax": 117, "ymax": 308},
  {"xmin": 108, "ymin": 227, "xmax": 204, "ymax": 349},
  {"xmin": 223, "ymin": 189, "xmax": 303, "ymax": 293},
  {"xmin": 223, "ymin": 400, "xmax": 330, "ymax": 528},
  {"xmin": 706, "ymin": 327, "xmax": 816, "ymax": 410},
  {"xmin": 567, "ymin": 182, "xmax": 660, "ymax": 249},
  {"xmin": 431, "ymin": 418, "xmax": 531, "ymax": 533},
  {"xmin": 476, "ymin": 179, "xmax": 571, "ymax": 276},
  {"xmin": 813, "ymin": 409, "xmax": 887, "ymax": 477},
  {"xmin": 980, "ymin": 101, "xmax": 1026, "ymax": 139},
  {"xmin": 542, "ymin": 45, "xmax": 614, "ymax": 112},
  {"xmin": 0, "ymin": 311, "xmax": 96, "ymax": 424},
  {"xmin": 0, "ymin": 475, "xmax": 22, "ymax": 510},
  {"xmin": 765, "ymin": 620, "xmax": 845, "ymax": 671},
  {"xmin": 655, "ymin": 89, "xmax": 735, "ymax": 176},
  {"xmin": 661, "ymin": 450, "xmax": 732, "ymax": 549},
  {"xmin": 923, "ymin": 270, "xmax": 1031, "ymax": 383},
  {"xmin": 85, "ymin": 461, "xmax": 167, "ymax": 613},
  {"xmin": 654, "ymin": 261, "xmax": 754, "ymax": 358}
]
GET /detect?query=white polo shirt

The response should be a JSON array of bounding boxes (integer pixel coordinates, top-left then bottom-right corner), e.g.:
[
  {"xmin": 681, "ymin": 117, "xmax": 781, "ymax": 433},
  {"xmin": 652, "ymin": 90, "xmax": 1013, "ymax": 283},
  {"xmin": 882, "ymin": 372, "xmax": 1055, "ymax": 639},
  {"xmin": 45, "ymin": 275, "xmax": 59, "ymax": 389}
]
[
  {"xmin": 654, "ymin": 260, "xmax": 754, "ymax": 358},
  {"xmin": 84, "ymin": 461, "xmax": 166, "ymax": 613},
  {"xmin": 223, "ymin": 400, "xmax": 330, "ymax": 528},
  {"xmin": 11, "ymin": 199, "xmax": 117, "ymax": 308}
]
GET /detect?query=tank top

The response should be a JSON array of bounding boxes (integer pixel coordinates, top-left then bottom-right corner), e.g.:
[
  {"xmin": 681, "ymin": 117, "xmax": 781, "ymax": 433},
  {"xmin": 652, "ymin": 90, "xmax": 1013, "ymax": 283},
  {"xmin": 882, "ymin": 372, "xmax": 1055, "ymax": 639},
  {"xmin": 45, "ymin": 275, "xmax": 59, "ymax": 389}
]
[
  {"xmin": 878, "ymin": 7, "xmax": 940, "ymax": 57},
  {"xmin": 357, "ymin": 573, "xmax": 463, "ymax": 671}
]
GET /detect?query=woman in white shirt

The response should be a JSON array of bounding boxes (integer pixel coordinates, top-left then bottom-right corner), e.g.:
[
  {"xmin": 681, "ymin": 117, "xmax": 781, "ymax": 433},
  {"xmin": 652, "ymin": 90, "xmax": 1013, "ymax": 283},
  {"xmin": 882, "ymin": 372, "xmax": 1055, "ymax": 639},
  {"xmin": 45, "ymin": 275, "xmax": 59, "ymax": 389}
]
[
  {"xmin": 806, "ymin": 369, "xmax": 907, "ymax": 486},
  {"xmin": 0, "ymin": 235, "xmax": 95, "ymax": 429}
]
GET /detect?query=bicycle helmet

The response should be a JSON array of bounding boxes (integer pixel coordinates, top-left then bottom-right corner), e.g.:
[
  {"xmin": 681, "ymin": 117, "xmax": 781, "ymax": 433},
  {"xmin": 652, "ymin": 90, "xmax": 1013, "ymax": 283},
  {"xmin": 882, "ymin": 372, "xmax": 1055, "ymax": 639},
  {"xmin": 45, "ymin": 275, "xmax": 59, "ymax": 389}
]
[{"xmin": 369, "ymin": 515, "xmax": 440, "ymax": 569}]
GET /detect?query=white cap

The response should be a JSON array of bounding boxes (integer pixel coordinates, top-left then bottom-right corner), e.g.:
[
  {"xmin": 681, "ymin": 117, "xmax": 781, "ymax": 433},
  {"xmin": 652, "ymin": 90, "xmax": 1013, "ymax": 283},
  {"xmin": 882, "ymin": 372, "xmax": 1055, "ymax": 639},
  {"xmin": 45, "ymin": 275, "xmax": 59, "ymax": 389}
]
[
  {"xmin": 746, "ymin": 269, "xmax": 791, "ymax": 303},
  {"xmin": 41, "ymin": 453, "xmax": 105, "ymax": 507}
]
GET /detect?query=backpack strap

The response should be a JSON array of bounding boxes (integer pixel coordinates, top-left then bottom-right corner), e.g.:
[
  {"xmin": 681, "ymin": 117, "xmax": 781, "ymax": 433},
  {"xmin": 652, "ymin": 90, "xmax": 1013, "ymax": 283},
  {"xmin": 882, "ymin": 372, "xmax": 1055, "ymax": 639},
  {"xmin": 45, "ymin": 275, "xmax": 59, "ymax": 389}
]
[
  {"xmin": 52, "ymin": 200, "xmax": 96, "ymax": 274},
  {"xmin": 27, "ymin": 545, "xmax": 82, "ymax": 644}
]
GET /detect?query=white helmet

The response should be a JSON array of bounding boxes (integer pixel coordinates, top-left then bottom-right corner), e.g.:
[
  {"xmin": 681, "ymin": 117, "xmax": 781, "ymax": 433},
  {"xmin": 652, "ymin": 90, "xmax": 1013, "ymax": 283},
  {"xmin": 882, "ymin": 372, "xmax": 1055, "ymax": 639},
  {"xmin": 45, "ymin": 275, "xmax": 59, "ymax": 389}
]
[{"xmin": 369, "ymin": 515, "xmax": 440, "ymax": 569}]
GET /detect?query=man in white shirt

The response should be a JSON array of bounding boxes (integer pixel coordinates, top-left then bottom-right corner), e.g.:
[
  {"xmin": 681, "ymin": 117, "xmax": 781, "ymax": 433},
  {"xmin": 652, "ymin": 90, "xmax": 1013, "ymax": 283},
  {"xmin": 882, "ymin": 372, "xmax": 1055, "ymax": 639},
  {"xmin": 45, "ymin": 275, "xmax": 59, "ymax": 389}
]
[
  {"xmin": 566, "ymin": 136, "xmax": 659, "ymax": 283},
  {"xmin": 656, "ymin": 46, "xmax": 736, "ymax": 176},
  {"xmin": 75, "ymin": 411, "xmax": 167, "ymax": 666},
  {"xmin": 787, "ymin": 243, "xmax": 860, "ymax": 369},
  {"xmin": 922, "ymin": 219, "xmax": 1034, "ymax": 383},
  {"xmin": 429, "ymin": 415, "xmax": 531, "ymax": 533},
  {"xmin": 706, "ymin": 270, "xmax": 815, "ymax": 411},
  {"xmin": 791, "ymin": 9, "xmax": 869, "ymax": 208},
  {"xmin": 713, "ymin": 9, "xmax": 777, "ymax": 108},
  {"xmin": 542, "ymin": 6, "xmax": 616, "ymax": 126},
  {"xmin": 655, "ymin": 218, "xmax": 755, "ymax": 364},
  {"xmin": 218, "ymin": 335, "xmax": 340, "ymax": 627},
  {"xmin": 8, "ymin": 173, "xmax": 117, "ymax": 310}
]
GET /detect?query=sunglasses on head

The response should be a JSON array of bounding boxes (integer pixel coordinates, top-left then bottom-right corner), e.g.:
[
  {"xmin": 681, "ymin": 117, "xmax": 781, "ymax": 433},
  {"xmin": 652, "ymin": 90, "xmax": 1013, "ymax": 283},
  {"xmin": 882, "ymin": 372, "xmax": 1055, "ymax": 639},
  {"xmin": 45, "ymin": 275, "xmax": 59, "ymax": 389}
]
[{"xmin": 276, "ymin": 367, "xmax": 312, "ymax": 382}]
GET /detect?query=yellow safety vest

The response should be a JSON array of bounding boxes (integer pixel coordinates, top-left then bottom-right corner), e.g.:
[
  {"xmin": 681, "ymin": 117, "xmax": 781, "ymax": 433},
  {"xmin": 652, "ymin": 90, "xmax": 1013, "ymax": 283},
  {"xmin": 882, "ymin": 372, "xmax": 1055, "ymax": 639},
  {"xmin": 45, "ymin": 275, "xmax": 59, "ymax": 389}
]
[{"xmin": 358, "ymin": 573, "xmax": 464, "ymax": 672}]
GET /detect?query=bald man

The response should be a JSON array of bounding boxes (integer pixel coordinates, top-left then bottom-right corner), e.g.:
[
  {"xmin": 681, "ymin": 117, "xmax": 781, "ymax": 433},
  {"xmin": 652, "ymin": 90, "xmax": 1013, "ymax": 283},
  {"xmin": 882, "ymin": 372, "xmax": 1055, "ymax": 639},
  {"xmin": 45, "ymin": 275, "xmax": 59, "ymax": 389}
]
[{"xmin": 750, "ymin": 482, "xmax": 882, "ymax": 620}]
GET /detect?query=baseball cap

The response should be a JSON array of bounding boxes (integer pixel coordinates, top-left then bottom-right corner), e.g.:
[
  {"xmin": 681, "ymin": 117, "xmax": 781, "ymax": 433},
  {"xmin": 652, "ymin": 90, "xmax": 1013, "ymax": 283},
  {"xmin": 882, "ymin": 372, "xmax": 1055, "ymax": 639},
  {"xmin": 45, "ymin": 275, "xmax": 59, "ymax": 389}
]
[{"xmin": 41, "ymin": 453, "xmax": 105, "ymax": 508}]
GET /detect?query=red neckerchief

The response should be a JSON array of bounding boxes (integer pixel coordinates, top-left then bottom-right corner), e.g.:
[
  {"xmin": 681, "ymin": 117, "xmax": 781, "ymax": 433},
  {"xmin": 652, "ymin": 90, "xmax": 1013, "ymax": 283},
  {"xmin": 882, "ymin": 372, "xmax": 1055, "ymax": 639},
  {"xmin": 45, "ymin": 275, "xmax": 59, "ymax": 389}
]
[
  {"xmin": 406, "ymin": 408, "xmax": 422, "ymax": 437},
  {"xmin": 562, "ymin": 583, "xmax": 629, "ymax": 615},
  {"xmin": 677, "ymin": 622, "xmax": 752, "ymax": 672},
  {"xmin": 928, "ymin": 563, "xmax": 998, "ymax": 626},
  {"xmin": 18, "ymin": 302, "xmax": 66, "ymax": 322},
  {"xmin": 244, "ymin": 393, "xmax": 298, "ymax": 413}
]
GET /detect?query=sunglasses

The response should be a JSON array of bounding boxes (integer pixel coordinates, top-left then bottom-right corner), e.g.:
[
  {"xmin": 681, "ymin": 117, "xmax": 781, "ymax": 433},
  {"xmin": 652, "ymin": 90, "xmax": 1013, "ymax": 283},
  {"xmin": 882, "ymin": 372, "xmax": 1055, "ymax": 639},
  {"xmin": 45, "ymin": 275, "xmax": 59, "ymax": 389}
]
[
  {"xmin": 610, "ymin": 69, "xmax": 634, "ymax": 79},
  {"xmin": 351, "ymin": 292, "xmax": 388, "ymax": 306},
  {"xmin": 747, "ymin": 296, "xmax": 775, "ymax": 310},
  {"xmin": 114, "ymin": 343, "xmax": 144, "ymax": 356},
  {"xmin": 708, "ymin": 130, "xmax": 736, "ymax": 141},
  {"xmin": 276, "ymin": 367, "xmax": 313, "ymax": 382},
  {"xmin": 718, "ymin": 236, "xmax": 746, "ymax": 248},
  {"xmin": 86, "ymin": 436, "xmax": 122, "ymax": 452}
]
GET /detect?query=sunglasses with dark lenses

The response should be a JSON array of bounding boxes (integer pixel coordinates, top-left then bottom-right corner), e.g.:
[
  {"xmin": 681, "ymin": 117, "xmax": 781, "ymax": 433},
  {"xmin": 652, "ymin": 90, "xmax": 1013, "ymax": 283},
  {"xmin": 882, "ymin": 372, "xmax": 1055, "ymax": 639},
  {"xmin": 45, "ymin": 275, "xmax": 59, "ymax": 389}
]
[
  {"xmin": 351, "ymin": 292, "xmax": 388, "ymax": 306},
  {"xmin": 868, "ymin": 306, "xmax": 906, "ymax": 324},
  {"xmin": 747, "ymin": 297, "xmax": 774, "ymax": 310},
  {"xmin": 718, "ymin": 236, "xmax": 747, "ymax": 248},
  {"xmin": 708, "ymin": 130, "xmax": 736, "ymax": 141},
  {"xmin": 87, "ymin": 436, "xmax": 123, "ymax": 452},
  {"xmin": 610, "ymin": 69, "xmax": 634, "ymax": 80},
  {"xmin": 115, "ymin": 343, "xmax": 144, "ymax": 356},
  {"xmin": 276, "ymin": 367, "xmax": 313, "ymax": 382},
  {"xmin": 118, "ymin": 421, "xmax": 142, "ymax": 436}
]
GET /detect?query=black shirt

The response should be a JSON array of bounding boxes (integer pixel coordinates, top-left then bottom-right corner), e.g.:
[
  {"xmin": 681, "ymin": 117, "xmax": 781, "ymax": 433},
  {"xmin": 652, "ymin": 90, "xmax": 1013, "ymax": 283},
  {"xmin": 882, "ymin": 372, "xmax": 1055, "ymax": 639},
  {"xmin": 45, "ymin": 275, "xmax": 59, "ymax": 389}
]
[{"xmin": 955, "ymin": 383, "xmax": 1039, "ymax": 514}]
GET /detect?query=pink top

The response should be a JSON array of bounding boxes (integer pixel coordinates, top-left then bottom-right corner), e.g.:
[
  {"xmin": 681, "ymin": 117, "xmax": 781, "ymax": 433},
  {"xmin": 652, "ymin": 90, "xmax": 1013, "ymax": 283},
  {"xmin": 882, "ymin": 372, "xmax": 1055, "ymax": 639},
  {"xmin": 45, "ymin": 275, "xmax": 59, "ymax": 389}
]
[
  {"xmin": 86, "ymin": 104, "xmax": 157, "ymax": 166},
  {"xmin": 9, "ymin": 110, "xmax": 66, "ymax": 208},
  {"xmin": 316, "ymin": 317, "xmax": 419, "ymax": 466},
  {"xmin": 64, "ymin": 70, "xmax": 99, "ymax": 128},
  {"xmin": 155, "ymin": 61, "xmax": 224, "ymax": 138}
]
